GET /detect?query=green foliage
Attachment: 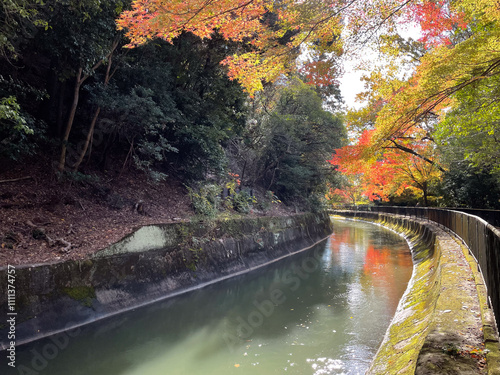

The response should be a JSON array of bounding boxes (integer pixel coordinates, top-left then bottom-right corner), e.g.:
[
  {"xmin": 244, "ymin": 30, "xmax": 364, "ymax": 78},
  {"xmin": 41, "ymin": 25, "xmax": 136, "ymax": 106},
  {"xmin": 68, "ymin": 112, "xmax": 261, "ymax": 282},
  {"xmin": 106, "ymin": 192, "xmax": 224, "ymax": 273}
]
[
  {"xmin": 231, "ymin": 190, "xmax": 256, "ymax": 214},
  {"xmin": 222, "ymin": 173, "xmax": 256, "ymax": 213},
  {"xmin": 93, "ymin": 34, "xmax": 247, "ymax": 179},
  {"xmin": 35, "ymin": 0, "xmax": 124, "ymax": 78},
  {"xmin": 187, "ymin": 183, "xmax": 222, "ymax": 218},
  {"xmin": 96, "ymin": 84, "xmax": 179, "ymax": 180},
  {"xmin": 0, "ymin": 96, "xmax": 31, "ymax": 133},
  {"xmin": 0, "ymin": 1, "xmax": 348, "ymax": 215},
  {"xmin": 439, "ymin": 163, "xmax": 500, "ymax": 209},
  {"xmin": 434, "ymin": 75, "xmax": 500, "ymax": 208},
  {"xmin": 0, "ymin": 95, "xmax": 45, "ymax": 160},
  {"xmin": 258, "ymin": 78, "xmax": 346, "ymax": 204},
  {"xmin": 258, "ymin": 190, "xmax": 281, "ymax": 211},
  {"xmin": 0, "ymin": 0, "xmax": 121, "ymax": 163},
  {"xmin": 265, "ymin": 190, "xmax": 281, "ymax": 204},
  {"xmin": 436, "ymin": 75, "xmax": 500, "ymax": 175},
  {"xmin": 165, "ymin": 34, "xmax": 248, "ymax": 178},
  {"xmin": 0, "ymin": 0, "xmax": 48, "ymax": 59},
  {"xmin": 307, "ymin": 193, "xmax": 328, "ymax": 213}
]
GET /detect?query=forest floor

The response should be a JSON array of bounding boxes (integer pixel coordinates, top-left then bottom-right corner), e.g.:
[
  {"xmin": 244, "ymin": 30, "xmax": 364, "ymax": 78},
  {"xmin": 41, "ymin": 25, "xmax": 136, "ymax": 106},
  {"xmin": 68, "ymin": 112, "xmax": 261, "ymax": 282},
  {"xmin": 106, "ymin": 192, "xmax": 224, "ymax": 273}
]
[{"xmin": 0, "ymin": 157, "xmax": 295, "ymax": 267}]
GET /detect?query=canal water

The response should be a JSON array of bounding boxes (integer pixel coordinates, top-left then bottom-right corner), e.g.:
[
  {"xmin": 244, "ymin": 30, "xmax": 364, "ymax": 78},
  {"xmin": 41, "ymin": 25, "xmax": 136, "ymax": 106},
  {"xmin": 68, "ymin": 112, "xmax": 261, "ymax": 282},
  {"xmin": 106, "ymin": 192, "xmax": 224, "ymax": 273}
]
[{"xmin": 9, "ymin": 218, "xmax": 413, "ymax": 375}]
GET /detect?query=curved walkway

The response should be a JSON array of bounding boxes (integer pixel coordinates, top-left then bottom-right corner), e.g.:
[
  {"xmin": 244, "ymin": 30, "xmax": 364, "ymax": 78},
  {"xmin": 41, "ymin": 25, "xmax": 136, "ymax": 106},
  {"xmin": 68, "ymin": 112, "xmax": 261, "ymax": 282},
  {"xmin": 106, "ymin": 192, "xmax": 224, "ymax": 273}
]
[
  {"xmin": 412, "ymin": 221, "xmax": 488, "ymax": 374},
  {"xmin": 332, "ymin": 212, "xmax": 500, "ymax": 374}
]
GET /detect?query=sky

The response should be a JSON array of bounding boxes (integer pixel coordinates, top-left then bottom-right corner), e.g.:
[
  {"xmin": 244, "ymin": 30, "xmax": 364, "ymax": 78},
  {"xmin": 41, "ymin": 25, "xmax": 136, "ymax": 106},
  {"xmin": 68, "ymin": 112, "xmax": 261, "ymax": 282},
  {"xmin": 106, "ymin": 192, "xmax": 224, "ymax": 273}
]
[
  {"xmin": 339, "ymin": 24, "xmax": 422, "ymax": 109},
  {"xmin": 339, "ymin": 64, "xmax": 367, "ymax": 109}
]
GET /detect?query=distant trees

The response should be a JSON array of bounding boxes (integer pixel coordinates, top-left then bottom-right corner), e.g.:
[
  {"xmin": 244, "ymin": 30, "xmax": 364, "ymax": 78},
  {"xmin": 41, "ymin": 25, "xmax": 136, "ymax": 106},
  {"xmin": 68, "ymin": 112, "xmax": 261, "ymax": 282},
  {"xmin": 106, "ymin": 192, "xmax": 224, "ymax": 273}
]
[
  {"xmin": 260, "ymin": 80, "xmax": 345, "ymax": 204},
  {"xmin": 328, "ymin": 128, "xmax": 442, "ymax": 206},
  {"xmin": 440, "ymin": 164, "xmax": 500, "ymax": 209},
  {"xmin": 226, "ymin": 78, "xmax": 346, "ymax": 208}
]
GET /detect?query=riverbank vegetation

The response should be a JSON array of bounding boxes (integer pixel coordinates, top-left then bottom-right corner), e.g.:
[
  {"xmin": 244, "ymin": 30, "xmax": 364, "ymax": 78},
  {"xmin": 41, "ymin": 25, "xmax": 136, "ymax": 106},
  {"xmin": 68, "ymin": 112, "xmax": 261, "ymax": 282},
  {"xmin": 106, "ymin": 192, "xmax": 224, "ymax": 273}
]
[{"xmin": 1, "ymin": 0, "xmax": 500, "ymax": 261}]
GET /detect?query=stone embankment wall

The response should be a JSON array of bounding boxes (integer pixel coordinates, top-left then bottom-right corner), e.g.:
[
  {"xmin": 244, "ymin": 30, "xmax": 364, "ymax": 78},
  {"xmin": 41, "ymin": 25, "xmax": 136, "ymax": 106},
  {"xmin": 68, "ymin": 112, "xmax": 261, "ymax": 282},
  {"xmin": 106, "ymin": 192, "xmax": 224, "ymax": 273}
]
[
  {"xmin": 332, "ymin": 210, "xmax": 500, "ymax": 375},
  {"xmin": 0, "ymin": 213, "xmax": 332, "ymax": 348}
]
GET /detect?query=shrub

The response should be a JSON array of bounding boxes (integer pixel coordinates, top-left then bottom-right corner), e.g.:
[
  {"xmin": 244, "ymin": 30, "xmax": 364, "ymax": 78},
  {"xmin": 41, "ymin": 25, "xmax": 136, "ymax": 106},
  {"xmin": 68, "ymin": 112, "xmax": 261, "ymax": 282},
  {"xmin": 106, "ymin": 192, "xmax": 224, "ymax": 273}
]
[
  {"xmin": 232, "ymin": 190, "xmax": 256, "ymax": 214},
  {"xmin": 187, "ymin": 183, "xmax": 222, "ymax": 218}
]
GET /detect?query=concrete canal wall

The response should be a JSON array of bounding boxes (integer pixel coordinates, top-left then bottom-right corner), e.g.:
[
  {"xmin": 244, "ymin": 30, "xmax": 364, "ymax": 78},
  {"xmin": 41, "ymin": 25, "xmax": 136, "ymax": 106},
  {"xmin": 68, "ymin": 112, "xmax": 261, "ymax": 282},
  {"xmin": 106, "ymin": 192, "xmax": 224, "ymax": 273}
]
[
  {"xmin": 0, "ymin": 212, "xmax": 332, "ymax": 349},
  {"xmin": 332, "ymin": 210, "xmax": 500, "ymax": 375}
]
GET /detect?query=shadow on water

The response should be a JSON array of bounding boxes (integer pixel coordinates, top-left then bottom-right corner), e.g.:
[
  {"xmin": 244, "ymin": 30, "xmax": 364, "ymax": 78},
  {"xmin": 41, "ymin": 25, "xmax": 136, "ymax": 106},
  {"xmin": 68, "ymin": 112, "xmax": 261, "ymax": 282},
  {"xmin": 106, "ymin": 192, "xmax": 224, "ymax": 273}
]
[{"xmin": 8, "ymin": 219, "xmax": 413, "ymax": 375}]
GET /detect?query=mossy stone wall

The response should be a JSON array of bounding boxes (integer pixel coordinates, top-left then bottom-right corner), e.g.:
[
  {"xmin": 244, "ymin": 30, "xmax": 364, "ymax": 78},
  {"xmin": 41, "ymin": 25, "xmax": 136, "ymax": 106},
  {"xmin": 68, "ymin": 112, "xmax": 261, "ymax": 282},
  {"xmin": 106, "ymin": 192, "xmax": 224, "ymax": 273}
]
[
  {"xmin": 0, "ymin": 212, "xmax": 332, "ymax": 348},
  {"xmin": 333, "ymin": 211, "xmax": 499, "ymax": 374}
]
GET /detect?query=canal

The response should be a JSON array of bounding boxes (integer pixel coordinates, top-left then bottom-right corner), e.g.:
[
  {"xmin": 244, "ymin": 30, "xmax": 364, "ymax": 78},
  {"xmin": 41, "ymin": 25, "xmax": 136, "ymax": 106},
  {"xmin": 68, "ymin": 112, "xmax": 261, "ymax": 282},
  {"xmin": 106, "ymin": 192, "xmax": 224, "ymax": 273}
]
[{"xmin": 10, "ymin": 218, "xmax": 413, "ymax": 375}]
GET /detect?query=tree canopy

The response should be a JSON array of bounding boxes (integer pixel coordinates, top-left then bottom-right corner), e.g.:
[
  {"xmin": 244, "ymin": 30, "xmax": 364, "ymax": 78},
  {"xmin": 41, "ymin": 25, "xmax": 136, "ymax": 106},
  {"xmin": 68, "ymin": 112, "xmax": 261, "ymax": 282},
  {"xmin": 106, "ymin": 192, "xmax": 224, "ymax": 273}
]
[
  {"xmin": 117, "ymin": 0, "xmax": 347, "ymax": 94},
  {"xmin": 327, "ymin": 0, "xmax": 500, "ymax": 207},
  {"xmin": 2, "ymin": 0, "xmax": 500, "ymax": 211}
]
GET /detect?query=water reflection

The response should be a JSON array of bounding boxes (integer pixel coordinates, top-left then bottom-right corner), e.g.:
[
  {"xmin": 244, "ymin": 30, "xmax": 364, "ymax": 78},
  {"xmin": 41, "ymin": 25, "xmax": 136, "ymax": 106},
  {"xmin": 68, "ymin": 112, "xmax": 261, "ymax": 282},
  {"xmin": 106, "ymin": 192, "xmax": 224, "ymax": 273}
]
[{"xmin": 9, "ymin": 218, "xmax": 412, "ymax": 375}]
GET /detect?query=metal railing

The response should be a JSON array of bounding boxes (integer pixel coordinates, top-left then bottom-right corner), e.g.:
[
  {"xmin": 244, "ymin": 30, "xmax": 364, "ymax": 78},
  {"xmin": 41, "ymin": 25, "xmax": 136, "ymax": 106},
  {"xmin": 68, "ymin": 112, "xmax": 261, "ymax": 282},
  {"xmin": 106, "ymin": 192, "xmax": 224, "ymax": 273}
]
[
  {"xmin": 332, "ymin": 206, "xmax": 500, "ymax": 330},
  {"xmin": 337, "ymin": 205, "xmax": 500, "ymax": 227}
]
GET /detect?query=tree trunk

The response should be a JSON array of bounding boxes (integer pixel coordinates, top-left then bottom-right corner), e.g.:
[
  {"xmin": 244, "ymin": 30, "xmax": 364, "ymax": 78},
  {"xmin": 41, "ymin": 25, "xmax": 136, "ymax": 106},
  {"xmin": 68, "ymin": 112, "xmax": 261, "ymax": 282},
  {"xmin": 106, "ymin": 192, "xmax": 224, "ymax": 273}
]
[
  {"xmin": 267, "ymin": 161, "xmax": 279, "ymax": 191},
  {"xmin": 72, "ymin": 38, "xmax": 119, "ymax": 172},
  {"xmin": 423, "ymin": 188, "xmax": 429, "ymax": 207},
  {"xmin": 119, "ymin": 138, "xmax": 135, "ymax": 177},
  {"xmin": 72, "ymin": 107, "xmax": 100, "ymax": 171},
  {"xmin": 58, "ymin": 68, "xmax": 83, "ymax": 172},
  {"xmin": 240, "ymin": 160, "xmax": 247, "ymax": 186}
]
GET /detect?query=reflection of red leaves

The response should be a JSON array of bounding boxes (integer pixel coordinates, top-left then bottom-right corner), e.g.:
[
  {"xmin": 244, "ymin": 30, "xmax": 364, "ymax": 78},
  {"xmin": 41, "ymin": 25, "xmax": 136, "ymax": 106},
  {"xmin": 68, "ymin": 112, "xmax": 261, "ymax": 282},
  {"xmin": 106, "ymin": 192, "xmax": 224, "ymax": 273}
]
[{"xmin": 363, "ymin": 245, "xmax": 390, "ymax": 273}]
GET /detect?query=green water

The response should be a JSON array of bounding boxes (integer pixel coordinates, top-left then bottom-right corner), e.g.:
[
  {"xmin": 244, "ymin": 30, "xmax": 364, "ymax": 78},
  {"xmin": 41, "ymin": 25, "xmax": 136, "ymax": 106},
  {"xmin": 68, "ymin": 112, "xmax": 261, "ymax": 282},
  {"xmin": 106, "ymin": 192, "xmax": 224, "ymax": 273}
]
[{"xmin": 11, "ymin": 218, "xmax": 413, "ymax": 375}]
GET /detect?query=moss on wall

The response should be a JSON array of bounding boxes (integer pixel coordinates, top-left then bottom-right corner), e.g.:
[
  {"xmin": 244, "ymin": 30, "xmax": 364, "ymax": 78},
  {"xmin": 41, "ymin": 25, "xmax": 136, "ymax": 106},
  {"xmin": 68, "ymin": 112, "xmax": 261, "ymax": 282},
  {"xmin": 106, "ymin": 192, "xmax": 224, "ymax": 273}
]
[
  {"xmin": 332, "ymin": 211, "xmax": 499, "ymax": 375},
  {"xmin": 62, "ymin": 286, "xmax": 96, "ymax": 308}
]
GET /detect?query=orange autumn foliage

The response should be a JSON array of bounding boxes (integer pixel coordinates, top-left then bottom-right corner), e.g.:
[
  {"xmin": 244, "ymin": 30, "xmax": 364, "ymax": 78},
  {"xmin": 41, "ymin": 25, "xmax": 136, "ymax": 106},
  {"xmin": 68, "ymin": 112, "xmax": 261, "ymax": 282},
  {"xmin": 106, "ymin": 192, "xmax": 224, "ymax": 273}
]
[
  {"xmin": 117, "ymin": 0, "xmax": 346, "ymax": 94},
  {"xmin": 116, "ymin": 0, "xmax": 477, "ymax": 98},
  {"xmin": 329, "ymin": 128, "xmax": 441, "ymax": 204}
]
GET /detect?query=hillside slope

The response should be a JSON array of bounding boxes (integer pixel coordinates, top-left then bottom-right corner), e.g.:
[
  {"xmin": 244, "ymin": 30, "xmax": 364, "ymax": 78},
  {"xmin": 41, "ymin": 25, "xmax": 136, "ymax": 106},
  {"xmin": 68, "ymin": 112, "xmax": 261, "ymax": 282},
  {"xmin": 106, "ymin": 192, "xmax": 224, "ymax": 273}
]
[{"xmin": 0, "ymin": 159, "xmax": 294, "ymax": 266}]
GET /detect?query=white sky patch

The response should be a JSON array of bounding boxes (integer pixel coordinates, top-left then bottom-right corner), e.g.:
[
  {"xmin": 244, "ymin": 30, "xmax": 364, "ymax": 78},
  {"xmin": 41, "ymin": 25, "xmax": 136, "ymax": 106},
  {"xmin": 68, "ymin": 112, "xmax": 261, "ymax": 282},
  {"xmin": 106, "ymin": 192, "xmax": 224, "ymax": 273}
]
[
  {"xmin": 339, "ymin": 61, "xmax": 369, "ymax": 110},
  {"xmin": 339, "ymin": 23, "xmax": 422, "ymax": 110}
]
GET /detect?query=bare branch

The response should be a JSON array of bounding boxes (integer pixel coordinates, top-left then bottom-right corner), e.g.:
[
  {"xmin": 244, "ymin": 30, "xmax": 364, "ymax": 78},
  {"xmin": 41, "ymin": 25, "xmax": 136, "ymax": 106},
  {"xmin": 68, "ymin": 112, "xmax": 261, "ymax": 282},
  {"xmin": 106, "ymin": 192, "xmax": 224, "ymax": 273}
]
[{"xmin": 385, "ymin": 139, "xmax": 446, "ymax": 172}]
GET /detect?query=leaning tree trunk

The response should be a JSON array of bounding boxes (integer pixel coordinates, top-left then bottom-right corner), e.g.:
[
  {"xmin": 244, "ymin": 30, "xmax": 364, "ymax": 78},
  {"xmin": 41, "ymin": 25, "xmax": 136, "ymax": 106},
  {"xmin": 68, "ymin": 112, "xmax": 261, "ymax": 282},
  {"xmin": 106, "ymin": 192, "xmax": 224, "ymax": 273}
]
[
  {"xmin": 71, "ymin": 107, "xmax": 100, "ymax": 171},
  {"xmin": 56, "ymin": 41, "xmax": 118, "ymax": 173},
  {"xmin": 58, "ymin": 68, "xmax": 84, "ymax": 172},
  {"xmin": 72, "ymin": 38, "xmax": 119, "ymax": 172}
]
